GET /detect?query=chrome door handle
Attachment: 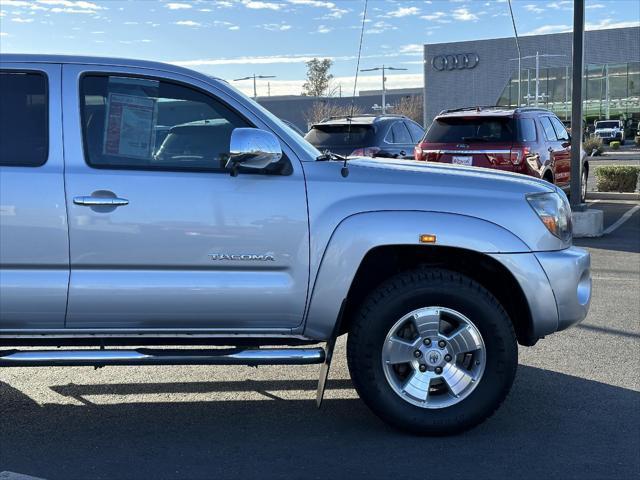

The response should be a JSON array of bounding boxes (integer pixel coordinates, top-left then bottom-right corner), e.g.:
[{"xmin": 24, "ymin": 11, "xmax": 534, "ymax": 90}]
[{"xmin": 73, "ymin": 196, "xmax": 129, "ymax": 207}]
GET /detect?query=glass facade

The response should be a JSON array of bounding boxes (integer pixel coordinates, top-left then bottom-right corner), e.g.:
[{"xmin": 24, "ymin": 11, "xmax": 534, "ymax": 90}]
[{"xmin": 497, "ymin": 61, "xmax": 640, "ymax": 130}]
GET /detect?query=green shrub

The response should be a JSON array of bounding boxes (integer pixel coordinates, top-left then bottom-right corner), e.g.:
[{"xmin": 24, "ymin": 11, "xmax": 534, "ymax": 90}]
[
  {"xmin": 610, "ymin": 141, "xmax": 621, "ymax": 150},
  {"xmin": 635, "ymin": 135, "xmax": 640, "ymax": 146},
  {"xmin": 583, "ymin": 136, "xmax": 603, "ymax": 156},
  {"xmin": 595, "ymin": 166, "xmax": 640, "ymax": 192}
]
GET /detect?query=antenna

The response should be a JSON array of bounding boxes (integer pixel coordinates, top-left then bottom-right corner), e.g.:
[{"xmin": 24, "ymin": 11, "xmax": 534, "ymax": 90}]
[{"xmin": 342, "ymin": 0, "xmax": 368, "ymax": 178}]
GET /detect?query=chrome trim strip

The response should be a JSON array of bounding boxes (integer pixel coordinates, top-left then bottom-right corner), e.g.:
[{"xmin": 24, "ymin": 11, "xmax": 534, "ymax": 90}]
[
  {"xmin": 420, "ymin": 149, "xmax": 511, "ymax": 155},
  {"xmin": 0, "ymin": 347, "xmax": 326, "ymax": 367}
]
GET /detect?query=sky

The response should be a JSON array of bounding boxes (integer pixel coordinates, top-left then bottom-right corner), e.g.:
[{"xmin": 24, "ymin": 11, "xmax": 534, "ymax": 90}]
[{"xmin": 1, "ymin": 0, "xmax": 638, "ymax": 96}]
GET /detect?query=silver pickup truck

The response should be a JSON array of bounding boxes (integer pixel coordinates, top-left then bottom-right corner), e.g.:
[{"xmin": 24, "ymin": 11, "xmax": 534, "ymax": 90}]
[{"xmin": 0, "ymin": 55, "xmax": 591, "ymax": 435}]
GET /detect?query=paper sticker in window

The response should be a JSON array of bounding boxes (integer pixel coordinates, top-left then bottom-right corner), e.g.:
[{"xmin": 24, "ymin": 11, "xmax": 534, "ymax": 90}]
[{"xmin": 103, "ymin": 93, "xmax": 157, "ymax": 158}]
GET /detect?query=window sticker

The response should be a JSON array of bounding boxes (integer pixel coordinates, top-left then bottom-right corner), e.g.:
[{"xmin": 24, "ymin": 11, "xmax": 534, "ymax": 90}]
[{"xmin": 103, "ymin": 92, "xmax": 157, "ymax": 159}]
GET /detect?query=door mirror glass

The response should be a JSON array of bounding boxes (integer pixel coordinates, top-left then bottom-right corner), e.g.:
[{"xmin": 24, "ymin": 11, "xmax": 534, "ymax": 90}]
[{"xmin": 227, "ymin": 128, "xmax": 282, "ymax": 170}]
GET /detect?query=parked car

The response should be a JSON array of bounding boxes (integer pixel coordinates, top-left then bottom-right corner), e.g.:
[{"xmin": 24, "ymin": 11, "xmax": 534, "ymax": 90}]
[
  {"xmin": 0, "ymin": 55, "xmax": 591, "ymax": 435},
  {"xmin": 415, "ymin": 106, "xmax": 589, "ymax": 202},
  {"xmin": 305, "ymin": 114, "xmax": 425, "ymax": 159},
  {"xmin": 594, "ymin": 119, "xmax": 625, "ymax": 144}
]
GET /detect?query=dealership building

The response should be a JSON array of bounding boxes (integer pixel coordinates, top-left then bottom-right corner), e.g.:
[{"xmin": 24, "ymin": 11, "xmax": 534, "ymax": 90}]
[
  {"xmin": 260, "ymin": 26, "xmax": 639, "ymax": 132},
  {"xmin": 422, "ymin": 26, "xmax": 640, "ymax": 128}
]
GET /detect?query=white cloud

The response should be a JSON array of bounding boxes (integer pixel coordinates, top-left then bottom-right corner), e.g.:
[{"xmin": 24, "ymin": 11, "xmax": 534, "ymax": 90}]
[
  {"xmin": 175, "ymin": 20, "xmax": 201, "ymax": 26},
  {"xmin": 586, "ymin": 19, "xmax": 640, "ymax": 30},
  {"xmin": 243, "ymin": 1, "xmax": 281, "ymax": 10},
  {"xmin": 420, "ymin": 11, "xmax": 445, "ymax": 21},
  {"xmin": 452, "ymin": 8, "xmax": 478, "ymax": 21},
  {"xmin": 524, "ymin": 24, "xmax": 571, "ymax": 35},
  {"xmin": 387, "ymin": 6, "xmax": 419, "ymax": 18},
  {"xmin": 37, "ymin": 0, "xmax": 102, "ymax": 8},
  {"xmin": 524, "ymin": 4, "xmax": 544, "ymax": 14},
  {"xmin": 229, "ymin": 25, "xmax": 240, "ymax": 30},
  {"xmin": 288, "ymin": 0, "xmax": 334, "ymax": 7},
  {"xmin": 366, "ymin": 20, "xmax": 397, "ymax": 34},
  {"xmin": 11, "ymin": 17, "xmax": 34, "ymax": 22},
  {"xmin": 262, "ymin": 23, "xmax": 292, "ymax": 31},
  {"xmin": 399, "ymin": 44, "xmax": 423, "ymax": 55},
  {"xmin": 172, "ymin": 54, "xmax": 328, "ymax": 67},
  {"xmin": 215, "ymin": 0, "xmax": 233, "ymax": 6},
  {"xmin": 316, "ymin": 24, "xmax": 332, "ymax": 33},
  {"xmin": 166, "ymin": 2, "xmax": 192, "ymax": 9},
  {"xmin": 0, "ymin": 32, "xmax": 8, "ymax": 36}
]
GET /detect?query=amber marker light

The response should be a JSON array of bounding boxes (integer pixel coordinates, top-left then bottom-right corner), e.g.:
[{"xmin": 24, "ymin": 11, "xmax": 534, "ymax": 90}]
[{"xmin": 419, "ymin": 234, "xmax": 437, "ymax": 244}]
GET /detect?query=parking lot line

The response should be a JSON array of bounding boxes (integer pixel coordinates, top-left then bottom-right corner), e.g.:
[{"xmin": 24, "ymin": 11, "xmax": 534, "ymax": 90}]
[{"xmin": 603, "ymin": 204, "xmax": 640, "ymax": 235}]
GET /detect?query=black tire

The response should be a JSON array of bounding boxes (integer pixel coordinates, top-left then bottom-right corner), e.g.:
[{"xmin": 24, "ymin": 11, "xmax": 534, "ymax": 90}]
[{"xmin": 347, "ymin": 267, "xmax": 517, "ymax": 435}]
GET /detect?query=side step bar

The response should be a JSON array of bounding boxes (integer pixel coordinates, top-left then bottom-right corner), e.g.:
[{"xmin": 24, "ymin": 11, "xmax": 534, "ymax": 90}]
[{"xmin": 0, "ymin": 347, "xmax": 325, "ymax": 367}]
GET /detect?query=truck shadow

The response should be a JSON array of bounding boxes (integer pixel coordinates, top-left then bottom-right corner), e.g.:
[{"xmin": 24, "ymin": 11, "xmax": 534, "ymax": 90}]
[{"xmin": 1, "ymin": 365, "xmax": 638, "ymax": 480}]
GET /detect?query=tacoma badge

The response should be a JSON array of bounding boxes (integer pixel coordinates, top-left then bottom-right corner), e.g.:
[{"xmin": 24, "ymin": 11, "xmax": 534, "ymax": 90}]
[{"xmin": 208, "ymin": 253, "xmax": 275, "ymax": 261}]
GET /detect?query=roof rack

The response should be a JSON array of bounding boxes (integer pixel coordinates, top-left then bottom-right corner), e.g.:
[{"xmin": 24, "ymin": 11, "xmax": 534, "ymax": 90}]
[
  {"xmin": 319, "ymin": 113, "xmax": 406, "ymax": 122},
  {"xmin": 439, "ymin": 105, "xmax": 552, "ymax": 115}
]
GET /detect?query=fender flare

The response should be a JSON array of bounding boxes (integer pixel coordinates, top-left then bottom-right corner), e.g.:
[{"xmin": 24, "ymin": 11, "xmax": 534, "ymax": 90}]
[{"xmin": 303, "ymin": 210, "xmax": 531, "ymax": 339}]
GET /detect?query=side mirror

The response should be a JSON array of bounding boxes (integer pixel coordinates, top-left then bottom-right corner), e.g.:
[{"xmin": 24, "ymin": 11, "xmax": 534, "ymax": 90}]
[{"xmin": 227, "ymin": 128, "xmax": 282, "ymax": 171}]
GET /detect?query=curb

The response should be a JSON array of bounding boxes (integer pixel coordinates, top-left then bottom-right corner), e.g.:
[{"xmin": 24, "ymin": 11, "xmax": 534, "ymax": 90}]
[{"xmin": 587, "ymin": 192, "xmax": 640, "ymax": 201}]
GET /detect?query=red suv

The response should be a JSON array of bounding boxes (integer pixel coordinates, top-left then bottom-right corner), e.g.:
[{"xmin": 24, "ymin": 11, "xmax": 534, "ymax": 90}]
[{"xmin": 414, "ymin": 107, "xmax": 588, "ymax": 201}]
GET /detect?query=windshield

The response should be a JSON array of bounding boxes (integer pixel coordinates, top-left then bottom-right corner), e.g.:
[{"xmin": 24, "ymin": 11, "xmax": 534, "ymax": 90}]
[
  {"xmin": 305, "ymin": 125, "xmax": 375, "ymax": 146},
  {"xmin": 425, "ymin": 116, "xmax": 516, "ymax": 143},
  {"xmin": 595, "ymin": 121, "xmax": 619, "ymax": 129}
]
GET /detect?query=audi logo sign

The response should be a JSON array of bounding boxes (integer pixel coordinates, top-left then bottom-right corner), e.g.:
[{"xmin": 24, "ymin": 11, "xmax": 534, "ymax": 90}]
[{"xmin": 431, "ymin": 53, "xmax": 480, "ymax": 71}]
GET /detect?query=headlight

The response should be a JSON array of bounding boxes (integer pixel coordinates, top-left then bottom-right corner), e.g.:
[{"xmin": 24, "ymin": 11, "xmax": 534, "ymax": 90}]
[{"xmin": 526, "ymin": 192, "xmax": 572, "ymax": 243}]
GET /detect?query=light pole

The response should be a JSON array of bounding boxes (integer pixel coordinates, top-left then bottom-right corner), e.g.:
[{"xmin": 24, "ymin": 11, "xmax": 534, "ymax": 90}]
[
  {"xmin": 233, "ymin": 74, "xmax": 276, "ymax": 99},
  {"xmin": 360, "ymin": 65, "xmax": 407, "ymax": 114},
  {"xmin": 570, "ymin": 0, "xmax": 585, "ymax": 209}
]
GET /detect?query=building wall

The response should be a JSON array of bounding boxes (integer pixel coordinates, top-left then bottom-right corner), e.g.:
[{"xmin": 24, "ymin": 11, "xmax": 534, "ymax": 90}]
[{"xmin": 423, "ymin": 27, "xmax": 640, "ymax": 125}]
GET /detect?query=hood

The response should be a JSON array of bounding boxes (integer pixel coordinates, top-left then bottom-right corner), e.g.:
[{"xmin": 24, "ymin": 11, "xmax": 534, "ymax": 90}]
[{"xmin": 347, "ymin": 157, "xmax": 555, "ymax": 194}]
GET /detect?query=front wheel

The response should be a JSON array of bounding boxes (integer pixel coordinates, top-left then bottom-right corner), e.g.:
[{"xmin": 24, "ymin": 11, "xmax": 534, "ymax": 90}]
[{"xmin": 347, "ymin": 268, "xmax": 517, "ymax": 435}]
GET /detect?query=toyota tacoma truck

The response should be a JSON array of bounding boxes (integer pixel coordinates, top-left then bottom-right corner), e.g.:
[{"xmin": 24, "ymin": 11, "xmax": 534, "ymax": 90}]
[{"xmin": 0, "ymin": 55, "xmax": 592, "ymax": 435}]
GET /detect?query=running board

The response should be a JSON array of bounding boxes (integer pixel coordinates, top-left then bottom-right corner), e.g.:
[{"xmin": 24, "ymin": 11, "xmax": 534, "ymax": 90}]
[{"xmin": 0, "ymin": 347, "xmax": 325, "ymax": 367}]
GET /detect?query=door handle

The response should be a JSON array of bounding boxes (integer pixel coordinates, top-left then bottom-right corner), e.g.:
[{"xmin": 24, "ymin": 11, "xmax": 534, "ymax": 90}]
[{"xmin": 73, "ymin": 196, "xmax": 129, "ymax": 207}]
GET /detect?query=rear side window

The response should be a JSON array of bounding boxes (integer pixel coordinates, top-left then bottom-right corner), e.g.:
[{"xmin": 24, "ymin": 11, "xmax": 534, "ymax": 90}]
[
  {"xmin": 0, "ymin": 71, "xmax": 48, "ymax": 167},
  {"xmin": 386, "ymin": 121, "xmax": 413, "ymax": 144},
  {"xmin": 550, "ymin": 117, "xmax": 569, "ymax": 141},
  {"xmin": 304, "ymin": 125, "xmax": 374, "ymax": 146},
  {"xmin": 80, "ymin": 74, "xmax": 250, "ymax": 172},
  {"xmin": 517, "ymin": 118, "xmax": 537, "ymax": 142},
  {"xmin": 540, "ymin": 117, "xmax": 558, "ymax": 141},
  {"xmin": 425, "ymin": 116, "xmax": 516, "ymax": 143},
  {"xmin": 405, "ymin": 121, "xmax": 425, "ymax": 143}
]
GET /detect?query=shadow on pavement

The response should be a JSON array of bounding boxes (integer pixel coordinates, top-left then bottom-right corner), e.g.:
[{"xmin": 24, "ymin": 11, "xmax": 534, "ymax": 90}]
[{"xmin": 1, "ymin": 365, "xmax": 638, "ymax": 480}]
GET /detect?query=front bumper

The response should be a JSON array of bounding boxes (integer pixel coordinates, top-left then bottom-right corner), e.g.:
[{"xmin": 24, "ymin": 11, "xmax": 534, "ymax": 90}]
[
  {"xmin": 535, "ymin": 247, "xmax": 592, "ymax": 331},
  {"xmin": 490, "ymin": 246, "xmax": 591, "ymax": 342}
]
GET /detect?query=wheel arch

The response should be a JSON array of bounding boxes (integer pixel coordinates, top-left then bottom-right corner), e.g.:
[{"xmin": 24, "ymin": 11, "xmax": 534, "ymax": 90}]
[
  {"xmin": 302, "ymin": 211, "xmax": 537, "ymax": 344},
  {"xmin": 339, "ymin": 245, "xmax": 537, "ymax": 346}
]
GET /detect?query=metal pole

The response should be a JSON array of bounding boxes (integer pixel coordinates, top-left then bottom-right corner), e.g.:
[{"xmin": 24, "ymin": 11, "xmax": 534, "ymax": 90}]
[
  {"xmin": 570, "ymin": 0, "xmax": 585, "ymax": 209},
  {"xmin": 507, "ymin": 0, "xmax": 522, "ymax": 106},
  {"xmin": 381, "ymin": 65, "xmax": 386, "ymax": 114},
  {"xmin": 253, "ymin": 75, "xmax": 257, "ymax": 99},
  {"xmin": 535, "ymin": 52, "xmax": 540, "ymax": 106}
]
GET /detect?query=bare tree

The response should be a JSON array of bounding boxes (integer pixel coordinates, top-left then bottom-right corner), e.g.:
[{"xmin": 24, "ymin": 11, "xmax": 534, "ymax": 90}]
[
  {"xmin": 391, "ymin": 95, "xmax": 423, "ymax": 125},
  {"xmin": 301, "ymin": 58, "xmax": 334, "ymax": 97},
  {"xmin": 304, "ymin": 101, "xmax": 363, "ymax": 127}
]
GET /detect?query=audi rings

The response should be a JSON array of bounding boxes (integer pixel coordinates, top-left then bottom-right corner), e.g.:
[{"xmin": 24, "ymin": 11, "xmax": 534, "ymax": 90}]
[{"xmin": 431, "ymin": 53, "xmax": 479, "ymax": 71}]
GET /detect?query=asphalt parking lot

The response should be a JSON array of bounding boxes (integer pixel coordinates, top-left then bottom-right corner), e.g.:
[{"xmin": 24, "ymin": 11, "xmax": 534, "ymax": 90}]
[{"xmin": 1, "ymin": 202, "xmax": 638, "ymax": 480}]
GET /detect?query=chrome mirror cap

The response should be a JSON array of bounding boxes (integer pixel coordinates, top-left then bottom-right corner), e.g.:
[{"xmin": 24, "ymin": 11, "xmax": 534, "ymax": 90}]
[{"xmin": 227, "ymin": 128, "xmax": 283, "ymax": 170}]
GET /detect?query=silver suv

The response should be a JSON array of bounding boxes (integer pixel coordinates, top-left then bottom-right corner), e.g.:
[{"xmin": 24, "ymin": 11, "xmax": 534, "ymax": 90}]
[{"xmin": 0, "ymin": 55, "xmax": 592, "ymax": 435}]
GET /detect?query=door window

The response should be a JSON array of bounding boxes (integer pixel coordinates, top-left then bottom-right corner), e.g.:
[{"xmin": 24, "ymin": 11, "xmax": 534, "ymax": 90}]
[
  {"xmin": 550, "ymin": 117, "xmax": 570, "ymax": 141},
  {"xmin": 387, "ymin": 121, "xmax": 413, "ymax": 144},
  {"xmin": 80, "ymin": 75, "xmax": 250, "ymax": 172},
  {"xmin": 0, "ymin": 71, "xmax": 48, "ymax": 167},
  {"xmin": 540, "ymin": 117, "xmax": 558, "ymax": 141}
]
